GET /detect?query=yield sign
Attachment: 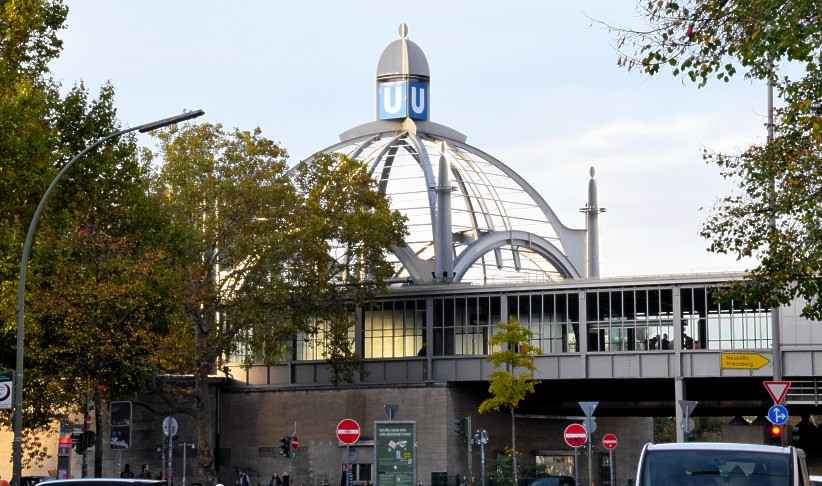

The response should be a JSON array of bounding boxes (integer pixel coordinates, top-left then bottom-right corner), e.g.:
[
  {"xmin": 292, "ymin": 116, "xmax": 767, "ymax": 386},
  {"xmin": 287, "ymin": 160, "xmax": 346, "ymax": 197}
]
[
  {"xmin": 579, "ymin": 401, "xmax": 598, "ymax": 417},
  {"xmin": 763, "ymin": 381, "xmax": 792, "ymax": 404}
]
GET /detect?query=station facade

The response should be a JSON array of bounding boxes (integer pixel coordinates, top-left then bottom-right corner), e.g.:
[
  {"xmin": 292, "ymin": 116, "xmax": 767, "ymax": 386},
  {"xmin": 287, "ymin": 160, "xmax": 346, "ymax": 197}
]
[{"xmin": 38, "ymin": 24, "xmax": 822, "ymax": 486}]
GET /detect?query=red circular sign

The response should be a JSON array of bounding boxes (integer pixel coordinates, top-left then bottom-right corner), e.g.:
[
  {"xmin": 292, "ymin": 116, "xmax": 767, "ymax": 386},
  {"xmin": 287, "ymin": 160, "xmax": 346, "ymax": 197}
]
[
  {"xmin": 291, "ymin": 435, "xmax": 300, "ymax": 449},
  {"xmin": 336, "ymin": 419, "xmax": 361, "ymax": 445},
  {"xmin": 602, "ymin": 433, "xmax": 618, "ymax": 450},
  {"xmin": 563, "ymin": 423, "xmax": 588, "ymax": 448}
]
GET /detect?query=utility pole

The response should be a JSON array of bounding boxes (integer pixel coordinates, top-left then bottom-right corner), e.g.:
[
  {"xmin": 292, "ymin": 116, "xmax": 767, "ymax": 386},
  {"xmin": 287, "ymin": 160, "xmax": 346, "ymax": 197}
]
[{"xmin": 767, "ymin": 76, "xmax": 782, "ymax": 382}]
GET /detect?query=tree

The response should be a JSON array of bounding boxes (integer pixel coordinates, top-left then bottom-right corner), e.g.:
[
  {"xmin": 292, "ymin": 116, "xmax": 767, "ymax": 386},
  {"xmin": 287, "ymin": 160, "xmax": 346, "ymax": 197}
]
[
  {"xmin": 152, "ymin": 123, "xmax": 406, "ymax": 484},
  {"xmin": 607, "ymin": 0, "xmax": 822, "ymax": 319},
  {"xmin": 478, "ymin": 320, "xmax": 539, "ymax": 486}
]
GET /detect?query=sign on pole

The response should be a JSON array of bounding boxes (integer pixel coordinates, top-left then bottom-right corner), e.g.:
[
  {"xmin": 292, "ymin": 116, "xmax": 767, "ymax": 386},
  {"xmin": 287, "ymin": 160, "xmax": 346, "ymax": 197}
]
[
  {"xmin": 0, "ymin": 374, "xmax": 12, "ymax": 410},
  {"xmin": 163, "ymin": 416, "xmax": 179, "ymax": 437},
  {"xmin": 602, "ymin": 434, "xmax": 618, "ymax": 450},
  {"xmin": 764, "ymin": 381, "xmax": 792, "ymax": 404},
  {"xmin": 583, "ymin": 417, "xmax": 597, "ymax": 435},
  {"xmin": 767, "ymin": 404, "xmax": 789, "ymax": 425},
  {"xmin": 563, "ymin": 423, "xmax": 588, "ymax": 448},
  {"xmin": 375, "ymin": 421, "xmax": 415, "ymax": 486},
  {"xmin": 720, "ymin": 353, "xmax": 770, "ymax": 370},
  {"xmin": 110, "ymin": 401, "xmax": 132, "ymax": 449},
  {"xmin": 337, "ymin": 419, "xmax": 361, "ymax": 445},
  {"xmin": 579, "ymin": 401, "xmax": 598, "ymax": 418},
  {"xmin": 679, "ymin": 400, "xmax": 698, "ymax": 435}
]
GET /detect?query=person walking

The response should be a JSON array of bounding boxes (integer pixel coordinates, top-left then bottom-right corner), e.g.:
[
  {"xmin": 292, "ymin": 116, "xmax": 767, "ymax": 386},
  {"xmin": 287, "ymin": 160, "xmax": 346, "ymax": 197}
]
[
  {"xmin": 121, "ymin": 464, "xmax": 135, "ymax": 479},
  {"xmin": 140, "ymin": 465, "xmax": 152, "ymax": 479}
]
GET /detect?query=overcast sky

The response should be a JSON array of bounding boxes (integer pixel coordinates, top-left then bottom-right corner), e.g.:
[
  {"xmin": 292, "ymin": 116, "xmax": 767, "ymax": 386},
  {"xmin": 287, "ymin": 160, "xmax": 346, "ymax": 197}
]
[{"xmin": 50, "ymin": 1, "xmax": 769, "ymax": 278}]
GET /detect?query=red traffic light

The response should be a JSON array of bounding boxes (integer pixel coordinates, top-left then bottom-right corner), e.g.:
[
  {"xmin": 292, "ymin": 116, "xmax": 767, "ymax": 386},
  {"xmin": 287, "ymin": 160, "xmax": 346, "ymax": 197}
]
[{"xmin": 769, "ymin": 425, "xmax": 783, "ymax": 437}]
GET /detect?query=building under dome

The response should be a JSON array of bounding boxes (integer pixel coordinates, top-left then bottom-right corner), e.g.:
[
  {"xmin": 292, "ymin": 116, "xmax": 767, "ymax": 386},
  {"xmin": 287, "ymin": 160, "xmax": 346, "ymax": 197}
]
[
  {"xmin": 84, "ymin": 24, "xmax": 822, "ymax": 486},
  {"xmin": 304, "ymin": 24, "xmax": 599, "ymax": 286}
]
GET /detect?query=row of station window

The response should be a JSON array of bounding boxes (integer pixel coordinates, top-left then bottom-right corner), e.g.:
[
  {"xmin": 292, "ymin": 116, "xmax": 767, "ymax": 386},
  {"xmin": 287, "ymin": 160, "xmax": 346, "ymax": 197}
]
[{"xmin": 289, "ymin": 286, "xmax": 772, "ymax": 361}]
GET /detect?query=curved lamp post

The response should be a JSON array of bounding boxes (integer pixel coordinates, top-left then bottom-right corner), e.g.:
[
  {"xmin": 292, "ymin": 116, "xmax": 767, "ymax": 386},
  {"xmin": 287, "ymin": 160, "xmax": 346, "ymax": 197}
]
[{"xmin": 12, "ymin": 109, "xmax": 205, "ymax": 486}]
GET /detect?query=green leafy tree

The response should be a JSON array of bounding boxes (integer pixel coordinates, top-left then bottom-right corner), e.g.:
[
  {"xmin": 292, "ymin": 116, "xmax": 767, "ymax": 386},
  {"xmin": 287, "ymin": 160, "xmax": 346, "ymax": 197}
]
[
  {"xmin": 1, "ymin": 3, "xmax": 188, "ymax": 474},
  {"xmin": 607, "ymin": 0, "xmax": 822, "ymax": 319},
  {"xmin": 479, "ymin": 320, "xmax": 539, "ymax": 486},
  {"xmin": 152, "ymin": 124, "xmax": 406, "ymax": 484}
]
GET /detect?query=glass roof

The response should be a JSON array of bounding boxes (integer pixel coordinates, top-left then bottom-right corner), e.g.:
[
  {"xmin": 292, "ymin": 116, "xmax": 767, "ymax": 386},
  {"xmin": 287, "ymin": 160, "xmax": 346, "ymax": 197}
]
[{"xmin": 330, "ymin": 131, "xmax": 572, "ymax": 285}]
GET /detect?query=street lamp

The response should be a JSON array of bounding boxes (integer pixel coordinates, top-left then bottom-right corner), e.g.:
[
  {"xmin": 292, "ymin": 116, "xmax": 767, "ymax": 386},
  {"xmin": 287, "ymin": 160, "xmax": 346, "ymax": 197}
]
[{"xmin": 12, "ymin": 109, "xmax": 205, "ymax": 486}]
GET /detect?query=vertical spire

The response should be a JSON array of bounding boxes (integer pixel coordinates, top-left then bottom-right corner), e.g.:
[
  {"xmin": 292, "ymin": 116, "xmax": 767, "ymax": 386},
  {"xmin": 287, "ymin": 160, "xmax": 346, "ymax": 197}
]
[
  {"xmin": 582, "ymin": 166, "xmax": 605, "ymax": 278},
  {"xmin": 435, "ymin": 142, "xmax": 454, "ymax": 281}
]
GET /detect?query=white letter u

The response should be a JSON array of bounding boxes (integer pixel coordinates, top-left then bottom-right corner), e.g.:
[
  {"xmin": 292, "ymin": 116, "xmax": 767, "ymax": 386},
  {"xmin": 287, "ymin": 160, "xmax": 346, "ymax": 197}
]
[
  {"xmin": 383, "ymin": 85, "xmax": 403, "ymax": 114},
  {"xmin": 411, "ymin": 87, "xmax": 425, "ymax": 114}
]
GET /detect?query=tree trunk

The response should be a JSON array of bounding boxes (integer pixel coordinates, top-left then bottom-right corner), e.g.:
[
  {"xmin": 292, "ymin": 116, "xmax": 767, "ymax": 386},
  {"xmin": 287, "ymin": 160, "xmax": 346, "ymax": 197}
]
[
  {"xmin": 510, "ymin": 408, "xmax": 517, "ymax": 486},
  {"xmin": 93, "ymin": 389, "xmax": 105, "ymax": 478},
  {"xmin": 194, "ymin": 330, "xmax": 217, "ymax": 486}
]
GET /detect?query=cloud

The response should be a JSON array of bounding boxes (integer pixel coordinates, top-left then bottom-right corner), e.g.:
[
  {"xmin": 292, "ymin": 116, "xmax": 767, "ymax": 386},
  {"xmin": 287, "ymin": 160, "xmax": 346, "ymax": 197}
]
[{"xmin": 487, "ymin": 111, "xmax": 763, "ymax": 277}]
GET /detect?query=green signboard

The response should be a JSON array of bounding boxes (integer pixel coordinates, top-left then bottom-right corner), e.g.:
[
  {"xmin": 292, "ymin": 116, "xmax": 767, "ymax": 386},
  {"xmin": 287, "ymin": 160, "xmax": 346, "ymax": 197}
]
[{"xmin": 375, "ymin": 421, "xmax": 416, "ymax": 486}]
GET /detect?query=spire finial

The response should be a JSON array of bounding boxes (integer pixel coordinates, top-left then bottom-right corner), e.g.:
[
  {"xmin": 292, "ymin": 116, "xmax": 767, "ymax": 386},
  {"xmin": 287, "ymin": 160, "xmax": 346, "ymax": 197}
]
[
  {"xmin": 399, "ymin": 23, "xmax": 408, "ymax": 39},
  {"xmin": 589, "ymin": 166, "xmax": 596, "ymax": 178}
]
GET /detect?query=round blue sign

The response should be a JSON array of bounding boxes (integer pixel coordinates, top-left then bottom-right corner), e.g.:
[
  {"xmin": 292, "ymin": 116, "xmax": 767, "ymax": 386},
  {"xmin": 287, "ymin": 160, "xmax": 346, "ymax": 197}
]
[{"xmin": 767, "ymin": 404, "xmax": 789, "ymax": 425}]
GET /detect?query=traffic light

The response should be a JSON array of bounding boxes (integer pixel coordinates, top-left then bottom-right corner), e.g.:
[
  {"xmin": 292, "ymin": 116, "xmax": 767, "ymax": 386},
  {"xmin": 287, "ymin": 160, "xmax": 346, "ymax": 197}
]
[
  {"xmin": 766, "ymin": 424, "xmax": 783, "ymax": 445},
  {"xmin": 71, "ymin": 429, "xmax": 82, "ymax": 452},
  {"xmin": 452, "ymin": 417, "xmax": 466, "ymax": 438},
  {"xmin": 279, "ymin": 436, "xmax": 291, "ymax": 457}
]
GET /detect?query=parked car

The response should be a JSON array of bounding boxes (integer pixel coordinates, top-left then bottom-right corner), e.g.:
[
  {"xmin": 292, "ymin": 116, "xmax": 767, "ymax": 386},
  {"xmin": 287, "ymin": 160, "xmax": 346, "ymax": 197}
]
[
  {"xmin": 40, "ymin": 480, "xmax": 165, "ymax": 486},
  {"xmin": 22, "ymin": 476, "xmax": 50, "ymax": 486},
  {"xmin": 810, "ymin": 475, "xmax": 822, "ymax": 486},
  {"xmin": 528, "ymin": 477, "xmax": 575, "ymax": 486},
  {"xmin": 635, "ymin": 442, "xmax": 811, "ymax": 486}
]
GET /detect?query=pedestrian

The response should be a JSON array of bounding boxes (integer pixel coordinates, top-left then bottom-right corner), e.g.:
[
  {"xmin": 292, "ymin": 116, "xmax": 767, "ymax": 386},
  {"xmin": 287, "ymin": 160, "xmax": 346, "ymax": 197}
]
[
  {"xmin": 121, "ymin": 464, "xmax": 135, "ymax": 479},
  {"xmin": 282, "ymin": 472, "xmax": 290, "ymax": 486},
  {"xmin": 140, "ymin": 464, "xmax": 152, "ymax": 479}
]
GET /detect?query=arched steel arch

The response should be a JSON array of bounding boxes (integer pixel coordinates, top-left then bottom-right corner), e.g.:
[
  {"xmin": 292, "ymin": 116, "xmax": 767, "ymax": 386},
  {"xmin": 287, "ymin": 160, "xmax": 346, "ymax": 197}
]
[{"xmin": 452, "ymin": 230, "xmax": 581, "ymax": 282}]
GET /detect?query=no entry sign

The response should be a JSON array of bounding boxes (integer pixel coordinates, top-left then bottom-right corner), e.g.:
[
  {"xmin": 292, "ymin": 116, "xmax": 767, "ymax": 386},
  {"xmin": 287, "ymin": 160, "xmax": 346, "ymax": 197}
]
[
  {"xmin": 563, "ymin": 423, "xmax": 588, "ymax": 448},
  {"xmin": 602, "ymin": 433, "xmax": 618, "ymax": 450},
  {"xmin": 336, "ymin": 419, "xmax": 361, "ymax": 445}
]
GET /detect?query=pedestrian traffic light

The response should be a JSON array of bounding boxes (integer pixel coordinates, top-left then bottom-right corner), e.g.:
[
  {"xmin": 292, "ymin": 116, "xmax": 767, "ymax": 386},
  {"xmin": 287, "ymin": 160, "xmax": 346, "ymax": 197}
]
[{"xmin": 279, "ymin": 436, "xmax": 291, "ymax": 457}]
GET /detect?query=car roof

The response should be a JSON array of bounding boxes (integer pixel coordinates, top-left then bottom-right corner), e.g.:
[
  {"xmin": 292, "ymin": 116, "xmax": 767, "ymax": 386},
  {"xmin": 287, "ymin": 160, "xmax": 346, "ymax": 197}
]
[
  {"xmin": 40, "ymin": 481, "xmax": 164, "ymax": 486},
  {"xmin": 645, "ymin": 442, "xmax": 791, "ymax": 454}
]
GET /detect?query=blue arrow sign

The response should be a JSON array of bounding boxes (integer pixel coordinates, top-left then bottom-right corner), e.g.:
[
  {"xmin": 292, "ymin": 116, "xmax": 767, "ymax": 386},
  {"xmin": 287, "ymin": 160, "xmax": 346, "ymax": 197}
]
[{"xmin": 767, "ymin": 404, "xmax": 789, "ymax": 425}]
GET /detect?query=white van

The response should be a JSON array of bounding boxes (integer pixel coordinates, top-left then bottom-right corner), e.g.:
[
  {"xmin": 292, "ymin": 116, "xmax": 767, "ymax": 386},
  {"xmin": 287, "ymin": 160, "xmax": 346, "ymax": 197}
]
[{"xmin": 635, "ymin": 442, "xmax": 810, "ymax": 486}]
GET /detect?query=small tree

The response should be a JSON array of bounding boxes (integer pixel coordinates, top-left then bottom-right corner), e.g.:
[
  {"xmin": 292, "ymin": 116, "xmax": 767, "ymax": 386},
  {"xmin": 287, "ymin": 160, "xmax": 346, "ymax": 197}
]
[{"xmin": 479, "ymin": 320, "xmax": 539, "ymax": 486}]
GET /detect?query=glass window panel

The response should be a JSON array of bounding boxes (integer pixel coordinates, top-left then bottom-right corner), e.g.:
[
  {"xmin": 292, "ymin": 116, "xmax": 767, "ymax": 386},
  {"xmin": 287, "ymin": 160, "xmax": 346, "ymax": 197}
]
[
  {"xmin": 611, "ymin": 291, "xmax": 622, "ymax": 320},
  {"xmin": 598, "ymin": 292, "xmax": 610, "ymax": 320},
  {"xmin": 568, "ymin": 293, "xmax": 579, "ymax": 322},
  {"xmin": 557, "ymin": 294, "xmax": 568, "ymax": 323}
]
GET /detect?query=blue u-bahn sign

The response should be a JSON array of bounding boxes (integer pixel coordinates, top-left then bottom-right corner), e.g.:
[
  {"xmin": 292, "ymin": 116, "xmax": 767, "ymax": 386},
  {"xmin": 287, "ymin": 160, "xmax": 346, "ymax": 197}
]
[
  {"xmin": 767, "ymin": 404, "xmax": 789, "ymax": 425},
  {"xmin": 378, "ymin": 80, "xmax": 428, "ymax": 121}
]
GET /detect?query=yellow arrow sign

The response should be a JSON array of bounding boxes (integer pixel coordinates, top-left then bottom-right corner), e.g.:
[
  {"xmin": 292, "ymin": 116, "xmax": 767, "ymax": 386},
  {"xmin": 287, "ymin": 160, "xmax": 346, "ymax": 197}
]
[{"xmin": 721, "ymin": 352, "xmax": 770, "ymax": 369}]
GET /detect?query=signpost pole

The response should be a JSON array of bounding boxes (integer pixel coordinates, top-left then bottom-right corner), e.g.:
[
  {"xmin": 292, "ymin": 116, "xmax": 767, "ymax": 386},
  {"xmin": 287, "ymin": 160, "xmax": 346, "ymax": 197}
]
[
  {"xmin": 573, "ymin": 448, "xmax": 579, "ymax": 486},
  {"xmin": 609, "ymin": 449, "xmax": 614, "ymax": 486},
  {"xmin": 168, "ymin": 431, "xmax": 173, "ymax": 486},
  {"xmin": 479, "ymin": 438, "xmax": 485, "ymax": 486},
  {"xmin": 182, "ymin": 443, "xmax": 189, "ymax": 486},
  {"xmin": 587, "ymin": 442, "xmax": 593, "ymax": 486},
  {"xmin": 466, "ymin": 417, "xmax": 472, "ymax": 485}
]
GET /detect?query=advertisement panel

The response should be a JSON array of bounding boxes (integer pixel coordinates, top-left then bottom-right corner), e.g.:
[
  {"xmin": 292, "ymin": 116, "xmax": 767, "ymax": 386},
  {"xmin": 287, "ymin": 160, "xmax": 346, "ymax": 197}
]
[{"xmin": 374, "ymin": 421, "xmax": 415, "ymax": 486}]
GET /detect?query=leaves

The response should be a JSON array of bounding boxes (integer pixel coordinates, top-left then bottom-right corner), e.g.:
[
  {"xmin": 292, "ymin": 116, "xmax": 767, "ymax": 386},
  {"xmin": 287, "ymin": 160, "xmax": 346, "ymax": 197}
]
[
  {"xmin": 478, "ymin": 320, "xmax": 538, "ymax": 414},
  {"xmin": 609, "ymin": 0, "xmax": 822, "ymax": 320}
]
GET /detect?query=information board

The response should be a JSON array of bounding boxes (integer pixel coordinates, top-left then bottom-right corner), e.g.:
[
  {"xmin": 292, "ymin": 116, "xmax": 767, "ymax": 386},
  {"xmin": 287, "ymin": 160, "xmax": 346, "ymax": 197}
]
[{"xmin": 375, "ymin": 421, "xmax": 416, "ymax": 486}]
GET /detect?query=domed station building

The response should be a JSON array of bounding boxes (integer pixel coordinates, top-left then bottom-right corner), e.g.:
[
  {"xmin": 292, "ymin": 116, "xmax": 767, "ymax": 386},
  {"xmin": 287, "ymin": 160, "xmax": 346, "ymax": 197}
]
[
  {"xmin": 306, "ymin": 24, "xmax": 593, "ymax": 287},
  {"xmin": 102, "ymin": 26, "xmax": 822, "ymax": 486}
]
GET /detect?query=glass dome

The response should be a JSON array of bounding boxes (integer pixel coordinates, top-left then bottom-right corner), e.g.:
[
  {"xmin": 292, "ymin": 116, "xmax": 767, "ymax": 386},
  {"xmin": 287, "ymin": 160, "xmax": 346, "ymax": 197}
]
[{"xmin": 302, "ymin": 25, "xmax": 590, "ymax": 286}]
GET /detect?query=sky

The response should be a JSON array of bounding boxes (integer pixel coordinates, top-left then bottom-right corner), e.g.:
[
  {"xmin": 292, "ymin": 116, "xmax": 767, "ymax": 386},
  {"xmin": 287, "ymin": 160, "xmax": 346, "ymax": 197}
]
[{"xmin": 50, "ymin": 1, "xmax": 770, "ymax": 278}]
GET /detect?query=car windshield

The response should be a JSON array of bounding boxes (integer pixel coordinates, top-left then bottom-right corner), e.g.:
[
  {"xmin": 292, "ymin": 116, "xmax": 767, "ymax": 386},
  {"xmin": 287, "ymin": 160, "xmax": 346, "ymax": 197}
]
[{"xmin": 640, "ymin": 449, "xmax": 791, "ymax": 486}]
